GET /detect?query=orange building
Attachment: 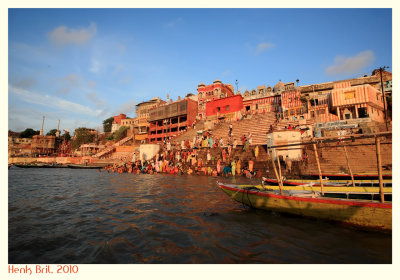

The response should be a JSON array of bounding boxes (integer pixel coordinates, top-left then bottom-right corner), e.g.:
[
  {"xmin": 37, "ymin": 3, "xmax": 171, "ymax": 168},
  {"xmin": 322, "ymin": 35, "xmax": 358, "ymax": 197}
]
[{"xmin": 148, "ymin": 98, "xmax": 198, "ymax": 143}]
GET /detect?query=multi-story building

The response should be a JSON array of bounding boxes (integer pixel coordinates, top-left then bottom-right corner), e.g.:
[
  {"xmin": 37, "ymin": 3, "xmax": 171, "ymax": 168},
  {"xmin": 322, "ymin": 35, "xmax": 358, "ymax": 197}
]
[
  {"xmin": 8, "ymin": 137, "xmax": 33, "ymax": 157},
  {"xmin": 111, "ymin": 113, "xmax": 127, "ymax": 133},
  {"xmin": 31, "ymin": 135, "xmax": 57, "ymax": 156},
  {"xmin": 197, "ymin": 79, "xmax": 235, "ymax": 119},
  {"xmin": 148, "ymin": 98, "xmax": 198, "ymax": 143},
  {"xmin": 135, "ymin": 97, "xmax": 165, "ymax": 135}
]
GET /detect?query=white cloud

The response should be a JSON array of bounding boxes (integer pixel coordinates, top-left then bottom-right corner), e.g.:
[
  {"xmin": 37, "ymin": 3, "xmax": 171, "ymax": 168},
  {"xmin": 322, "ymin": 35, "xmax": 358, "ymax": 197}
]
[
  {"xmin": 112, "ymin": 100, "xmax": 138, "ymax": 117},
  {"xmin": 222, "ymin": 70, "xmax": 232, "ymax": 77},
  {"xmin": 89, "ymin": 58, "xmax": 100, "ymax": 73},
  {"xmin": 9, "ymin": 85, "xmax": 102, "ymax": 118},
  {"xmin": 325, "ymin": 50, "xmax": 375, "ymax": 76},
  {"xmin": 164, "ymin": 17, "xmax": 184, "ymax": 28},
  {"xmin": 57, "ymin": 73, "xmax": 81, "ymax": 95},
  {"xmin": 118, "ymin": 75, "xmax": 132, "ymax": 85},
  {"xmin": 256, "ymin": 42, "xmax": 275, "ymax": 55},
  {"xmin": 48, "ymin": 22, "xmax": 97, "ymax": 46},
  {"xmin": 112, "ymin": 64, "xmax": 124, "ymax": 76}
]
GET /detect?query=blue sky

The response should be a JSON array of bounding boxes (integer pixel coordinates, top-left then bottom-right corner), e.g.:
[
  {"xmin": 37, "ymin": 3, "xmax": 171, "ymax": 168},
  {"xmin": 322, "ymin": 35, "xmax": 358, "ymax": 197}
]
[{"xmin": 8, "ymin": 8, "xmax": 392, "ymax": 134}]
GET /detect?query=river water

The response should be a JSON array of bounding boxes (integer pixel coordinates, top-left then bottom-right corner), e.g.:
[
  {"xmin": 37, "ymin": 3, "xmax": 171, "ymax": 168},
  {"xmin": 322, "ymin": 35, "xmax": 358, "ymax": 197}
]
[{"xmin": 8, "ymin": 167, "xmax": 391, "ymax": 264}]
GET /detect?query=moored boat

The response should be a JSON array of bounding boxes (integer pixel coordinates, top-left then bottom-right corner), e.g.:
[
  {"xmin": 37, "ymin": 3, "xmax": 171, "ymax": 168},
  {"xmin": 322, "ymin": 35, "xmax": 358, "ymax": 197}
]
[
  {"xmin": 262, "ymin": 177, "xmax": 392, "ymax": 187},
  {"xmin": 217, "ymin": 182, "xmax": 392, "ymax": 231},
  {"xmin": 307, "ymin": 172, "xmax": 392, "ymax": 180},
  {"xmin": 67, "ymin": 164, "xmax": 103, "ymax": 169},
  {"xmin": 14, "ymin": 163, "xmax": 69, "ymax": 168}
]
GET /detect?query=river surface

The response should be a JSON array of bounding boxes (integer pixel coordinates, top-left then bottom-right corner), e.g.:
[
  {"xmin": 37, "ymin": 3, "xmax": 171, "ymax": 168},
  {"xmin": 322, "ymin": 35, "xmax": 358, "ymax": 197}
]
[{"xmin": 8, "ymin": 167, "xmax": 391, "ymax": 264}]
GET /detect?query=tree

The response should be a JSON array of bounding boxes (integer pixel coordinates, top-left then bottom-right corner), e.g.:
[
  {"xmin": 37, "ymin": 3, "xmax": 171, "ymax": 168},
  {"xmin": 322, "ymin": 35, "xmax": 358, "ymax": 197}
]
[
  {"xmin": 106, "ymin": 126, "xmax": 129, "ymax": 142},
  {"xmin": 46, "ymin": 129, "xmax": 58, "ymax": 136},
  {"xmin": 71, "ymin": 127, "xmax": 95, "ymax": 150},
  {"xmin": 63, "ymin": 131, "xmax": 71, "ymax": 141},
  {"xmin": 19, "ymin": 128, "xmax": 40, "ymax": 138},
  {"xmin": 103, "ymin": 117, "xmax": 114, "ymax": 133},
  {"xmin": 114, "ymin": 126, "xmax": 129, "ymax": 142}
]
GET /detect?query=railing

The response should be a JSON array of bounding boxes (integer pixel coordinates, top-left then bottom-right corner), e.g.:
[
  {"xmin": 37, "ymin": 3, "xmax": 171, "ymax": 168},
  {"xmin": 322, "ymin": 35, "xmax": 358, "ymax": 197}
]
[{"xmin": 93, "ymin": 135, "xmax": 134, "ymax": 158}]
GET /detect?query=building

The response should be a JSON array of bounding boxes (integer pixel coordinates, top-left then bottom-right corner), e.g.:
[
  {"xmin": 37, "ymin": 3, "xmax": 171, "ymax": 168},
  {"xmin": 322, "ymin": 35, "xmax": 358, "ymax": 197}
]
[
  {"xmin": 243, "ymin": 94, "xmax": 281, "ymax": 115},
  {"xmin": 148, "ymin": 98, "xmax": 198, "ymax": 143},
  {"xmin": 197, "ymin": 79, "xmax": 235, "ymax": 119},
  {"xmin": 8, "ymin": 137, "xmax": 32, "ymax": 157},
  {"xmin": 121, "ymin": 117, "xmax": 137, "ymax": 136},
  {"xmin": 111, "ymin": 113, "xmax": 127, "ymax": 133},
  {"xmin": 330, "ymin": 82, "xmax": 384, "ymax": 122},
  {"xmin": 31, "ymin": 135, "xmax": 57, "ymax": 156},
  {"xmin": 205, "ymin": 94, "xmax": 243, "ymax": 121},
  {"xmin": 80, "ymin": 144, "xmax": 106, "ymax": 156},
  {"xmin": 135, "ymin": 97, "xmax": 165, "ymax": 135}
]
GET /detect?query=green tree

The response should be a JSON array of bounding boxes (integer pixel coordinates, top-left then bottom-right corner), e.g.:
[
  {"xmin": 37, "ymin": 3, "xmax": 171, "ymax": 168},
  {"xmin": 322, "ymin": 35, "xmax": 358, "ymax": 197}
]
[
  {"xmin": 106, "ymin": 126, "xmax": 129, "ymax": 142},
  {"xmin": 103, "ymin": 117, "xmax": 114, "ymax": 133},
  {"xmin": 19, "ymin": 128, "xmax": 40, "ymax": 138},
  {"xmin": 63, "ymin": 131, "xmax": 71, "ymax": 141},
  {"xmin": 46, "ymin": 129, "xmax": 58, "ymax": 136},
  {"xmin": 114, "ymin": 126, "xmax": 129, "ymax": 142},
  {"xmin": 71, "ymin": 127, "xmax": 95, "ymax": 150}
]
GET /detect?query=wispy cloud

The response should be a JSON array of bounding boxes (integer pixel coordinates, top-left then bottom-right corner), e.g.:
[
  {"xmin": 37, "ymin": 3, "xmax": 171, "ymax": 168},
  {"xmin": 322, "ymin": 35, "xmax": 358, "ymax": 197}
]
[
  {"xmin": 89, "ymin": 58, "xmax": 101, "ymax": 73},
  {"xmin": 9, "ymin": 85, "xmax": 102, "ymax": 117},
  {"xmin": 112, "ymin": 100, "xmax": 138, "ymax": 116},
  {"xmin": 118, "ymin": 75, "xmax": 132, "ymax": 85},
  {"xmin": 222, "ymin": 70, "xmax": 232, "ymax": 77},
  {"xmin": 48, "ymin": 22, "xmax": 97, "ymax": 46},
  {"xmin": 112, "ymin": 64, "xmax": 124, "ymax": 76},
  {"xmin": 164, "ymin": 17, "xmax": 184, "ymax": 28},
  {"xmin": 325, "ymin": 50, "xmax": 375, "ymax": 76},
  {"xmin": 85, "ymin": 92, "xmax": 106, "ymax": 109},
  {"xmin": 255, "ymin": 42, "xmax": 275, "ymax": 55},
  {"xmin": 13, "ymin": 77, "xmax": 37, "ymax": 89},
  {"xmin": 57, "ymin": 73, "xmax": 81, "ymax": 95}
]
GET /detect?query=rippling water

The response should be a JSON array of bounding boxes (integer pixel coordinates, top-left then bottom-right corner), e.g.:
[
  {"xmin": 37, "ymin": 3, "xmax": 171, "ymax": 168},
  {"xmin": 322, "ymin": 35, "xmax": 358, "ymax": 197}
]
[{"xmin": 8, "ymin": 168, "xmax": 391, "ymax": 264}]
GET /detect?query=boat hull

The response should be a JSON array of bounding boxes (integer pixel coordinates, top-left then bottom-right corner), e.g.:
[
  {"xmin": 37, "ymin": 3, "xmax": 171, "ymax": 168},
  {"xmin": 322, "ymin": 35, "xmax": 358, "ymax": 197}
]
[
  {"xmin": 217, "ymin": 183, "xmax": 392, "ymax": 231},
  {"xmin": 263, "ymin": 177, "xmax": 392, "ymax": 187}
]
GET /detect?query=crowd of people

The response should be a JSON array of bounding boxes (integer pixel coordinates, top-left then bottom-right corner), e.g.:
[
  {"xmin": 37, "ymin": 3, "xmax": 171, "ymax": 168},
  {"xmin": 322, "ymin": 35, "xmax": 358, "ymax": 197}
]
[{"xmin": 102, "ymin": 136, "xmax": 263, "ymax": 179}]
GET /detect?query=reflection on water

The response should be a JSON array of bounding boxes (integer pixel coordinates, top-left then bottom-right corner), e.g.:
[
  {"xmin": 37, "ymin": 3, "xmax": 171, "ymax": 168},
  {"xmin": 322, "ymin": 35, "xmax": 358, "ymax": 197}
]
[{"xmin": 8, "ymin": 168, "xmax": 391, "ymax": 264}]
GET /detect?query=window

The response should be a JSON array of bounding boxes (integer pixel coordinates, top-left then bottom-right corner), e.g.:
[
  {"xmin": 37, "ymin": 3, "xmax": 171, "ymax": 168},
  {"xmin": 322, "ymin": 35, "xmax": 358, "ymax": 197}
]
[
  {"xmin": 217, "ymin": 107, "xmax": 221, "ymax": 112},
  {"xmin": 344, "ymin": 91, "xmax": 355, "ymax": 100},
  {"xmin": 226, "ymin": 105, "xmax": 230, "ymax": 110}
]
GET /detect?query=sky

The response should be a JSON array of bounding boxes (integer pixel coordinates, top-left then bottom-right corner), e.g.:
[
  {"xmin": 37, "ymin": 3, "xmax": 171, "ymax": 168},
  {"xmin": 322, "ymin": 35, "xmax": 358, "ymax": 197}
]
[{"xmin": 8, "ymin": 8, "xmax": 392, "ymax": 135}]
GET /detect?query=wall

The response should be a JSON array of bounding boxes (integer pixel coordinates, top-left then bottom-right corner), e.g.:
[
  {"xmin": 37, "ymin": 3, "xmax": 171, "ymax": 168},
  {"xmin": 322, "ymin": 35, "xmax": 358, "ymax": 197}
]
[
  {"xmin": 205, "ymin": 95, "xmax": 243, "ymax": 117},
  {"xmin": 140, "ymin": 144, "xmax": 160, "ymax": 161}
]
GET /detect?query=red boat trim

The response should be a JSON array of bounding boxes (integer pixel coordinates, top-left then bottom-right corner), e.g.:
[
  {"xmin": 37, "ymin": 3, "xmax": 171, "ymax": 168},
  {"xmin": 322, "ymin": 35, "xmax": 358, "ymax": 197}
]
[
  {"xmin": 264, "ymin": 178, "xmax": 304, "ymax": 186},
  {"xmin": 310, "ymin": 173, "xmax": 392, "ymax": 178},
  {"xmin": 218, "ymin": 184, "xmax": 392, "ymax": 209}
]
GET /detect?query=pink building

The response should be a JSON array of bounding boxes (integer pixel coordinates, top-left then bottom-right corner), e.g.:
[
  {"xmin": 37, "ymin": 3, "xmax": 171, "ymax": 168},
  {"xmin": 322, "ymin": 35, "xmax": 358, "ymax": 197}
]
[{"xmin": 330, "ymin": 82, "xmax": 385, "ymax": 122}]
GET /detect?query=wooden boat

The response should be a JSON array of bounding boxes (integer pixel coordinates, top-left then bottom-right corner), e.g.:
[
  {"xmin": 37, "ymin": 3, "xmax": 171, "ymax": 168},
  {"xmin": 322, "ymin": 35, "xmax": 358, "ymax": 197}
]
[
  {"xmin": 14, "ymin": 163, "xmax": 68, "ymax": 168},
  {"xmin": 262, "ymin": 177, "xmax": 392, "ymax": 187},
  {"xmin": 307, "ymin": 172, "xmax": 392, "ymax": 180},
  {"xmin": 217, "ymin": 182, "xmax": 392, "ymax": 231},
  {"xmin": 67, "ymin": 164, "xmax": 103, "ymax": 169}
]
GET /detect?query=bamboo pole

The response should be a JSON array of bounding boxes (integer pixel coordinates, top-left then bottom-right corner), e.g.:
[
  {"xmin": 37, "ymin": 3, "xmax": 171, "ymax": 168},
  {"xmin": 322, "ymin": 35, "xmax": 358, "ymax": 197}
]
[
  {"xmin": 375, "ymin": 137, "xmax": 385, "ymax": 203},
  {"xmin": 268, "ymin": 149, "xmax": 283, "ymax": 195},
  {"xmin": 343, "ymin": 145, "xmax": 356, "ymax": 188},
  {"xmin": 276, "ymin": 151, "xmax": 282, "ymax": 180},
  {"xmin": 312, "ymin": 143, "xmax": 325, "ymax": 196}
]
